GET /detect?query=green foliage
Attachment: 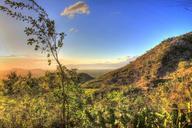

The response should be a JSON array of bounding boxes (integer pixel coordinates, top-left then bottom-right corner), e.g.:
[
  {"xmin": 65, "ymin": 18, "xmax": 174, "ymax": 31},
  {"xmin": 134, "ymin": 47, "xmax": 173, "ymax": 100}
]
[
  {"xmin": 2, "ymin": 72, "xmax": 41, "ymax": 96},
  {"xmin": 3, "ymin": 72, "xmax": 19, "ymax": 95},
  {"xmin": 1, "ymin": 1, "xmax": 192, "ymax": 128},
  {"xmin": 0, "ymin": 67, "xmax": 192, "ymax": 128}
]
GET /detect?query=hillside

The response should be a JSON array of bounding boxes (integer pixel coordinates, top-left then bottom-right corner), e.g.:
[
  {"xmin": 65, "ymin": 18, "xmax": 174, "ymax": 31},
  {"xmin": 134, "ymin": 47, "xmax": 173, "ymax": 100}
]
[
  {"xmin": 77, "ymin": 73, "xmax": 94, "ymax": 84},
  {"xmin": 84, "ymin": 32, "xmax": 192, "ymax": 89},
  {"xmin": 1, "ymin": 33, "xmax": 192, "ymax": 127},
  {"xmin": 77, "ymin": 69, "xmax": 112, "ymax": 78}
]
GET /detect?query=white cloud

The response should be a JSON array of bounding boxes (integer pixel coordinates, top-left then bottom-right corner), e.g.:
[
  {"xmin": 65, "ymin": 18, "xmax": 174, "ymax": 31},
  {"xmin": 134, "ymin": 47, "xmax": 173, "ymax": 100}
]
[
  {"xmin": 68, "ymin": 28, "xmax": 79, "ymax": 33},
  {"xmin": 60, "ymin": 1, "xmax": 90, "ymax": 18}
]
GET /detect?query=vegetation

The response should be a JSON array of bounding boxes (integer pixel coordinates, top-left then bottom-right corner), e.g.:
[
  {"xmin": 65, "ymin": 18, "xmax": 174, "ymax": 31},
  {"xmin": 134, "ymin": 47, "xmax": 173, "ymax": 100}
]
[
  {"xmin": 0, "ymin": 65, "xmax": 192, "ymax": 127},
  {"xmin": 84, "ymin": 32, "xmax": 192, "ymax": 89},
  {"xmin": 0, "ymin": 46, "xmax": 192, "ymax": 127},
  {"xmin": 0, "ymin": 0, "xmax": 70, "ymax": 127},
  {"xmin": 0, "ymin": 0, "xmax": 192, "ymax": 128}
]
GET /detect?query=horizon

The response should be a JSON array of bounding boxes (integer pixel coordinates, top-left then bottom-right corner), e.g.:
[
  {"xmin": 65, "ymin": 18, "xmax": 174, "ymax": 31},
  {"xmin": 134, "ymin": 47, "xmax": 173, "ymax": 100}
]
[
  {"xmin": 0, "ymin": 0, "xmax": 192, "ymax": 70},
  {"xmin": 1, "ymin": 1, "xmax": 192, "ymax": 127}
]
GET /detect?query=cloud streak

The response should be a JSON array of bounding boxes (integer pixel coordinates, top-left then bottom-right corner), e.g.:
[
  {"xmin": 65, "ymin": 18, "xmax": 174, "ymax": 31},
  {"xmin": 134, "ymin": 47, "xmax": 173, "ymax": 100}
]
[
  {"xmin": 68, "ymin": 28, "xmax": 78, "ymax": 33},
  {"xmin": 60, "ymin": 1, "xmax": 90, "ymax": 18},
  {"xmin": 67, "ymin": 56, "xmax": 137, "ymax": 70}
]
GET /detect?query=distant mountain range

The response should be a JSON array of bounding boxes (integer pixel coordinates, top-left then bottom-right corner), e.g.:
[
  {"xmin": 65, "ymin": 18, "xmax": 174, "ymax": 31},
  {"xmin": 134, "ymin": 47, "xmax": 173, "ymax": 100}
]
[
  {"xmin": 0, "ymin": 68, "xmax": 47, "ymax": 79},
  {"xmin": 0, "ymin": 68, "xmax": 112, "ymax": 80},
  {"xmin": 3, "ymin": 32, "xmax": 192, "ymax": 90}
]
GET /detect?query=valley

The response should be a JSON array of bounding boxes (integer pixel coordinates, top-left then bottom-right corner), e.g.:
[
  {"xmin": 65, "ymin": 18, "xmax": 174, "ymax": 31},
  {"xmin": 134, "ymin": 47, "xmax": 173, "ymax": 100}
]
[
  {"xmin": 0, "ymin": 0, "xmax": 192, "ymax": 127},
  {"xmin": 0, "ymin": 32, "xmax": 192, "ymax": 127}
]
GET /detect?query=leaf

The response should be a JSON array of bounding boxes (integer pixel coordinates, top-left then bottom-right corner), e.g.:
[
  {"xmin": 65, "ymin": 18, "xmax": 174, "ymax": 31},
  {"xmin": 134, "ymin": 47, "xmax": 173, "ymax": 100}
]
[
  {"xmin": 47, "ymin": 54, "xmax": 50, "ymax": 58},
  {"xmin": 34, "ymin": 45, "xmax": 39, "ymax": 50},
  {"xmin": 48, "ymin": 59, "xmax": 51, "ymax": 65}
]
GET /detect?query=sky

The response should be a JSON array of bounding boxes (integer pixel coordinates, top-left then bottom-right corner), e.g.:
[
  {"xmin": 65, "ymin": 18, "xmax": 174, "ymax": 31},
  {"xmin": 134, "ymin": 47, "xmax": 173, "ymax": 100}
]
[{"xmin": 0, "ymin": 0, "xmax": 192, "ymax": 70}]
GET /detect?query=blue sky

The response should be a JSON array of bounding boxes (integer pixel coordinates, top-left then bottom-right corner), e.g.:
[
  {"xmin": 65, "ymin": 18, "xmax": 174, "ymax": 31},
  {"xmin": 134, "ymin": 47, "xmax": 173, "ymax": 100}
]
[
  {"xmin": 40, "ymin": 0, "xmax": 192, "ymax": 58},
  {"xmin": 0, "ymin": 0, "xmax": 192, "ymax": 70}
]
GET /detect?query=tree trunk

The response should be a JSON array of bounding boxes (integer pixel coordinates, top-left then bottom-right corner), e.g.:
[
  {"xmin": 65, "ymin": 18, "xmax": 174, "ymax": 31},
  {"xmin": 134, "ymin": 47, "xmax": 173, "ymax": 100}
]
[{"xmin": 56, "ymin": 59, "xmax": 67, "ymax": 128}]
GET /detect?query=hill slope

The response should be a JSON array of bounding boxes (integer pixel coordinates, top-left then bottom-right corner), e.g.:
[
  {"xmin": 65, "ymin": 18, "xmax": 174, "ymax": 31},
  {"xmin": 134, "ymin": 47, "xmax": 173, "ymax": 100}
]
[
  {"xmin": 77, "ymin": 73, "xmax": 94, "ymax": 84},
  {"xmin": 84, "ymin": 32, "xmax": 192, "ymax": 89}
]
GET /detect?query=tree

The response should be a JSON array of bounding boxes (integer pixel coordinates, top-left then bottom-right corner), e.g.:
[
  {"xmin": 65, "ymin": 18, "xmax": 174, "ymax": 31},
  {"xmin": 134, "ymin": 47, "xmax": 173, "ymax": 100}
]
[
  {"xmin": 0, "ymin": 0, "xmax": 68, "ymax": 127},
  {"xmin": 3, "ymin": 72, "xmax": 20, "ymax": 95}
]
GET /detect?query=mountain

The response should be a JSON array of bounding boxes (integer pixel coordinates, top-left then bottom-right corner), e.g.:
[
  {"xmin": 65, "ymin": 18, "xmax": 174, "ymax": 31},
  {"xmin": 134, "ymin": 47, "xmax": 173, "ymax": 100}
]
[
  {"xmin": 83, "ymin": 32, "xmax": 192, "ymax": 89},
  {"xmin": 77, "ymin": 73, "xmax": 94, "ymax": 84},
  {"xmin": 0, "ymin": 68, "xmax": 47, "ymax": 79},
  {"xmin": 0, "ymin": 68, "xmax": 107, "ymax": 80},
  {"xmin": 77, "ymin": 69, "xmax": 112, "ymax": 78}
]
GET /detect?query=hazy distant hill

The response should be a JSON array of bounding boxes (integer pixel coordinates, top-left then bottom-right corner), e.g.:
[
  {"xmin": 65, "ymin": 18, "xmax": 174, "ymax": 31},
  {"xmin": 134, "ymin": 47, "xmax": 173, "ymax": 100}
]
[
  {"xmin": 0, "ymin": 68, "xmax": 47, "ymax": 79},
  {"xmin": 77, "ymin": 73, "xmax": 94, "ymax": 84},
  {"xmin": 84, "ymin": 32, "xmax": 192, "ymax": 89},
  {"xmin": 77, "ymin": 69, "xmax": 112, "ymax": 78},
  {"xmin": 0, "ymin": 68, "xmax": 111, "ymax": 80}
]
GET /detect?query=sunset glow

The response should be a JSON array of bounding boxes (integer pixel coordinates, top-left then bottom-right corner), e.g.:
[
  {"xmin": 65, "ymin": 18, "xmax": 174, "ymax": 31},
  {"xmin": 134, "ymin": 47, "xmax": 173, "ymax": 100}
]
[{"xmin": 0, "ymin": 0, "xmax": 192, "ymax": 70}]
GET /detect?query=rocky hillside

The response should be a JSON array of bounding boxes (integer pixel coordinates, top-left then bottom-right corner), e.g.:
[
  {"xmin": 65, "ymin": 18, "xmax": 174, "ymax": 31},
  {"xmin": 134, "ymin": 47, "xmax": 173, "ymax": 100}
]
[{"xmin": 83, "ymin": 32, "xmax": 192, "ymax": 89}]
